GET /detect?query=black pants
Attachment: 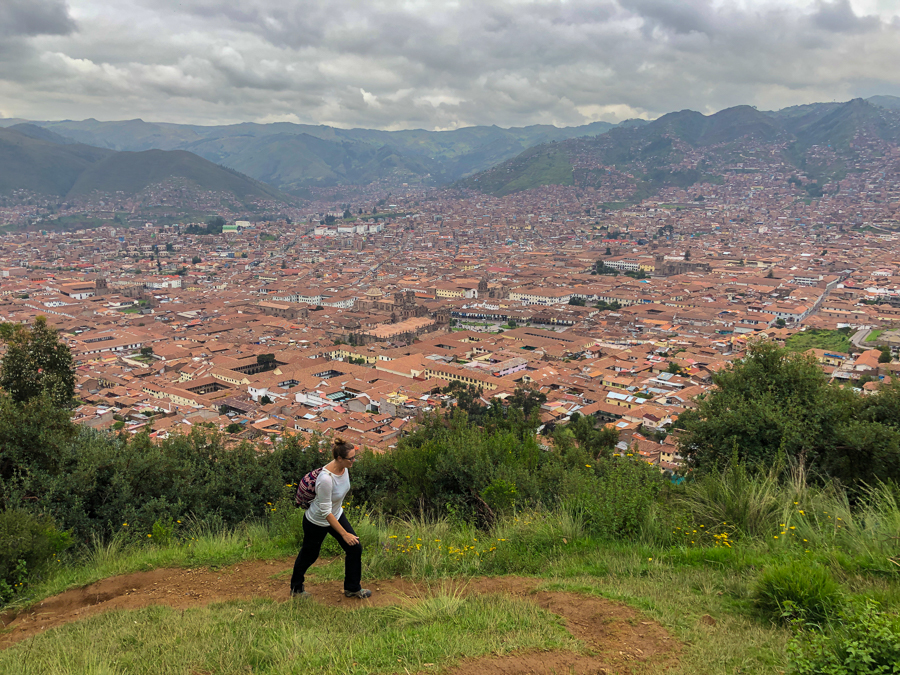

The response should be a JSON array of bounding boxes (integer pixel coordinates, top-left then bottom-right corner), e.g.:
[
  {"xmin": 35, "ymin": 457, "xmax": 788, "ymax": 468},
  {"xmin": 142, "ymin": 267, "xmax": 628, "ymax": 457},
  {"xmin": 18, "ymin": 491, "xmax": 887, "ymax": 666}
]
[{"xmin": 290, "ymin": 512, "xmax": 362, "ymax": 593}]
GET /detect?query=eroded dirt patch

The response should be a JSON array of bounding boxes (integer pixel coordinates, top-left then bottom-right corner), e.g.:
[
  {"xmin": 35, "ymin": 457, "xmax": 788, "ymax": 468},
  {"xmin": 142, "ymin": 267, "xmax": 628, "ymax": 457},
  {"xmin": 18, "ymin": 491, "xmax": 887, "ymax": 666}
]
[{"xmin": 0, "ymin": 559, "xmax": 680, "ymax": 673}]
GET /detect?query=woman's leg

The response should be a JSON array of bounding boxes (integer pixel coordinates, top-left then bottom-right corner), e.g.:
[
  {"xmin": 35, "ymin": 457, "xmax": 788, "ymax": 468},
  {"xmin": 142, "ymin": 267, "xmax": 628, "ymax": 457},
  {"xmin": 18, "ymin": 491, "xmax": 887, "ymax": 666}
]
[
  {"xmin": 290, "ymin": 515, "xmax": 329, "ymax": 593},
  {"xmin": 328, "ymin": 513, "xmax": 363, "ymax": 592}
]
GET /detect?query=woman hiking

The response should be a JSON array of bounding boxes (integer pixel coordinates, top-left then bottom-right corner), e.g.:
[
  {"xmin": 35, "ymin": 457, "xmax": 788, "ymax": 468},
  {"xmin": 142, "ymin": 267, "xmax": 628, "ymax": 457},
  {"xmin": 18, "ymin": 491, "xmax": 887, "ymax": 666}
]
[{"xmin": 290, "ymin": 437, "xmax": 371, "ymax": 599}]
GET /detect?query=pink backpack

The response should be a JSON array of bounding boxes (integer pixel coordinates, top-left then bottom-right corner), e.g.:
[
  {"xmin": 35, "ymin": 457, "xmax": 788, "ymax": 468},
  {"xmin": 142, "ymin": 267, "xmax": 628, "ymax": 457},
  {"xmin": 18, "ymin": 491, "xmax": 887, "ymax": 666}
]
[{"xmin": 294, "ymin": 467, "xmax": 324, "ymax": 509}]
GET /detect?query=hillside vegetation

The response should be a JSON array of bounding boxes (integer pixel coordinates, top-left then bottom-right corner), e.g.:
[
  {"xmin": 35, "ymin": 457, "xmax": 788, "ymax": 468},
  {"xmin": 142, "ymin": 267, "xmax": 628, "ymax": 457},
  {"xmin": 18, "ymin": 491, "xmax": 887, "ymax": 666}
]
[
  {"xmin": 464, "ymin": 145, "xmax": 574, "ymax": 196},
  {"xmin": 0, "ymin": 127, "xmax": 291, "ymax": 204},
  {"xmin": 0, "ymin": 116, "xmax": 627, "ymax": 190},
  {"xmin": 462, "ymin": 98, "xmax": 900, "ymax": 198},
  {"xmin": 785, "ymin": 328, "xmax": 853, "ymax": 353},
  {"xmin": 2, "ymin": 96, "xmax": 898, "ymax": 193}
]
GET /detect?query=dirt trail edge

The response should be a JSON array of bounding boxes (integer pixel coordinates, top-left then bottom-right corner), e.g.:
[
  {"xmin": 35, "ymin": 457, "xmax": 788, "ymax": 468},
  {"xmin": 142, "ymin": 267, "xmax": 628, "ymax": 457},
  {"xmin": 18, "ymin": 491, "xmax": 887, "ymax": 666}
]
[{"xmin": 1, "ymin": 558, "xmax": 681, "ymax": 674}]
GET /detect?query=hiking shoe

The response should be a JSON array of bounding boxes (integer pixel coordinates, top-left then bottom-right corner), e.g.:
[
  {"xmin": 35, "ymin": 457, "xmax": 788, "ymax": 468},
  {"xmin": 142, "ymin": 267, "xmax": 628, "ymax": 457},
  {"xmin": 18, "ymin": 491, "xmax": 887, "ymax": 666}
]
[
  {"xmin": 344, "ymin": 588, "xmax": 372, "ymax": 599},
  {"xmin": 290, "ymin": 589, "xmax": 310, "ymax": 599}
]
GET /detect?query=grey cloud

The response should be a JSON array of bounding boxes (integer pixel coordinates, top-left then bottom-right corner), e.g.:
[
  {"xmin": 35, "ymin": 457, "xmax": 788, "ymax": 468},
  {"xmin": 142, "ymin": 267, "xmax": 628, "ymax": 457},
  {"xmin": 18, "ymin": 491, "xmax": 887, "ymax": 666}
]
[
  {"xmin": 0, "ymin": 0, "xmax": 76, "ymax": 38},
  {"xmin": 812, "ymin": 0, "xmax": 880, "ymax": 34},
  {"xmin": 621, "ymin": 0, "xmax": 717, "ymax": 37},
  {"xmin": 1, "ymin": 0, "xmax": 899, "ymax": 129}
]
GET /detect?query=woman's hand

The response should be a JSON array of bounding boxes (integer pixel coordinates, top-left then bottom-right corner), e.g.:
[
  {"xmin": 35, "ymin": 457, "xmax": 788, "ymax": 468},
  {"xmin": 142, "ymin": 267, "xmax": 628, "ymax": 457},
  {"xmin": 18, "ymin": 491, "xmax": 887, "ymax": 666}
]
[{"xmin": 342, "ymin": 532, "xmax": 360, "ymax": 546}]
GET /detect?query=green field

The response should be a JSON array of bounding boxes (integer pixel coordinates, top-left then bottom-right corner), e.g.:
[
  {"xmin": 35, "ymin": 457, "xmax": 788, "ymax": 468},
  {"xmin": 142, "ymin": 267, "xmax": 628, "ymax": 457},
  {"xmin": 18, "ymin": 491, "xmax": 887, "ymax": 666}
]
[
  {"xmin": 785, "ymin": 328, "xmax": 852, "ymax": 353},
  {"xmin": 866, "ymin": 329, "xmax": 884, "ymax": 342}
]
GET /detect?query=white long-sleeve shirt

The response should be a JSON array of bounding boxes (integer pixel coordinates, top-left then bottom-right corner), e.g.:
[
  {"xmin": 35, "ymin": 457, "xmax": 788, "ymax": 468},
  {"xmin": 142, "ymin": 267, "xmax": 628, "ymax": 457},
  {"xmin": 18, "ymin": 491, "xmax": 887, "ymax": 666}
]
[{"xmin": 305, "ymin": 468, "xmax": 350, "ymax": 527}]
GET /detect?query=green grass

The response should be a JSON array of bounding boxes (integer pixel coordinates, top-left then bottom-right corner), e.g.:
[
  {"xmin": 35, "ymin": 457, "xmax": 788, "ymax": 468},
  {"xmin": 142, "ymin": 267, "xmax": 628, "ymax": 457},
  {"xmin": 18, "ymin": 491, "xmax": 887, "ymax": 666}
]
[
  {"xmin": 866, "ymin": 329, "xmax": 884, "ymax": 342},
  {"xmin": 464, "ymin": 146, "xmax": 574, "ymax": 196},
  {"xmin": 0, "ymin": 593, "xmax": 576, "ymax": 675},
  {"xmin": 3, "ymin": 477, "xmax": 898, "ymax": 675},
  {"xmin": 785, "ymin": 329, "xmax": 852, "ymax": 353}
]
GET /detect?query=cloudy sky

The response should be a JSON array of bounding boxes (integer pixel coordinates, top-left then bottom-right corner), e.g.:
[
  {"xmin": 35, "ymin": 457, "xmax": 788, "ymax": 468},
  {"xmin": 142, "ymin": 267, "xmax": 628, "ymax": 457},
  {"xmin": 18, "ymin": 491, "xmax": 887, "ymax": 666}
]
[{"xmin": 1, "ymin": 0, "xmax": 899, "ymax": 130}]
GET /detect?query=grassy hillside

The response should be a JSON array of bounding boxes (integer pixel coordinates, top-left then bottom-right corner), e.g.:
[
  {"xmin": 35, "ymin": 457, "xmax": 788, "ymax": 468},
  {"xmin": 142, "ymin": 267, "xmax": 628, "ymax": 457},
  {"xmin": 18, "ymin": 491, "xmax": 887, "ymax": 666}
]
[
  {"xmin": 21, "ymin": 118, "xmax": 627, "ymax": 188},
  {"xmin": 461, "ymin": 144, "xmax": 574, "ymax": 195},
  {"xmin": 0, "ymin": 127, "xmax": 112, "ymax": 196},
  {"xmin": 463, "ymin": 99, "xmax": 900, "ymax": 198},
  {"xmin": 184, "ymin": 132, "xmax": 432, "ymax": 191},
  {"xmin": 2, "ymin": 474, "xmax": 898, "ymax": 674},
  {"xmin": 0, "ymin": 128, "xmax": 292, "ymax": 203},
  {"xmin": 68, "ymin": 149, "xmax": 288, "ymax": 201},
  {"xmin": 788, "ymin": 98, "xmax": 900, "ymax": 151}
]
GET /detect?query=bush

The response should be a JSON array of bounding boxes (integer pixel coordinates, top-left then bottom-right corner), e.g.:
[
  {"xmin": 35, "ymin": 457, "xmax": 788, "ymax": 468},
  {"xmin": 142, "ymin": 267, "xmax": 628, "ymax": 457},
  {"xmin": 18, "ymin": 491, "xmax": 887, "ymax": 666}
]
[
  {"xmin": 788, "ymin": 599, "xmax": 900, "ymax": 675},
  {"xmin": 678, "ymin": 461, "xmax": 783, "ymax": 538},
  {"xmin": 753, "ymin": 559, "xmax": 843, "ymax": 624},
  {"xmin": 0, "ymin": 510, "xmax": 72, "ymax": 601},
  {"xmin": 565, "ymin": 458, "xmax": 666, "ymax": 540}
]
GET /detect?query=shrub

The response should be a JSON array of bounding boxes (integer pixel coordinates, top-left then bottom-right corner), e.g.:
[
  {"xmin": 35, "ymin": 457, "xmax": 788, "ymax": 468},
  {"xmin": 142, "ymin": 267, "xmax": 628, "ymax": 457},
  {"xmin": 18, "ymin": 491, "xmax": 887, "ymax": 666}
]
[
  {"xmin": 787, "ymin": 599, "xmax": 900, "ymax": 675},
  {"xmin": 0, "ymin": 510, "xmax": 72, "ymax": 601},
  {"xmin": 150, "ymin": 518, "xmax": 175, "ymax": 546},
  {"xmin": 753, "ymin": 559, "xmax": 843, "ymax": 624},
  {"xmin": 678, "ymin": 461, "xmax": 783, "ymax": 538},
  {"xmin": 565, "ymin": 458, "xmax": 665, "ymax": 540}
]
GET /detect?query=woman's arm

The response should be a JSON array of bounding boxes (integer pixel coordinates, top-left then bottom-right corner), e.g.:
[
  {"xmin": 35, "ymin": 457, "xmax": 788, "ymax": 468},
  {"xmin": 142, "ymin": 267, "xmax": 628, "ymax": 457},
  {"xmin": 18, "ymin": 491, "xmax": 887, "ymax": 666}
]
[{"xmin": 326, "ymin": 513, "xmax": 359, "ymax": 545}]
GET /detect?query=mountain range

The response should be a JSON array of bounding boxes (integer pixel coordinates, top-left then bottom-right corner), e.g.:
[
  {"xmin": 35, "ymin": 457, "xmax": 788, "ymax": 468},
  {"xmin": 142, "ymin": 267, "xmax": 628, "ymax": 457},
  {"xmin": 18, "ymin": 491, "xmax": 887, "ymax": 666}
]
[
  {"xmin": 460, "ymin": 96, "xmax": 900, "ymax": 198},
  {"xmin": 1, "ymin": 95, "xmax": 899, "ymax": 202},
  {"xmin": 0, "ymin": 116, "xmax": 642, "ymax": 194},
  {"xmin": 0, "ymin": 124, "xmax": 289, "ymax": 204}
]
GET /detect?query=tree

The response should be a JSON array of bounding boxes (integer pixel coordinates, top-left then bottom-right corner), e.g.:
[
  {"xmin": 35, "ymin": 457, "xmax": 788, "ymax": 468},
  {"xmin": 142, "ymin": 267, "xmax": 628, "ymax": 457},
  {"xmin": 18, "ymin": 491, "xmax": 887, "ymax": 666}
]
[
  {"xmin": 766, "ymin": 269, "xmax": 775, "ymax": 279},
  {"xmin": 191, "ymin": 255, "xmax": 202, "ymax": 264},
  {"xmin": 594, "ymin": 260, "xmax": 618, "ymax": 276},
  {"xmin": 568, "ymin": 297, "xmax": 586, "ymax": 306},
  {"xmin": 508, "ymin": 387, "xmax": 547, "ymax": 418},
  {"xmin": 677, "ymin": 342, "xmax": 900, "ymax": 487},
  {"xmin": 568, "ymin": 413, "xmax": 618, "ymax": 459},
  {"xmin": 879, "ymin": 346, "xmax": 891, "ymax": 364},
  {"xmin": 776, "ymin": 318, "xmax": 786, "ymax": 328},
  {"xmin": 140, "ymin": 346, "xmax": 154, "ymax": 358},
  {"xmin": 857, "ymin": 373, "xmax": 876, "ymax": 387},
  {"xmin": 206, "ymin": 216, "xmax": 226, "ymax": 234},
  {"xmin": 666, "ymin": 361, "xmax": 683, "ymax": 375},
  {"xmin": 259, "ymin": 395, "xmax": 272, "ymax": 405},
  {"xmin": 0, "ymin": 317, "xmax": 75, "ymax": 409}
]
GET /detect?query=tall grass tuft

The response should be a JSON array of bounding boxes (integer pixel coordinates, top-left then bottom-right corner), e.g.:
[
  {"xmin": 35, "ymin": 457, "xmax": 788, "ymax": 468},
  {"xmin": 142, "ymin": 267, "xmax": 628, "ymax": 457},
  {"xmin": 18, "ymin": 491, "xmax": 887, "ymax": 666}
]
[
  {"xmin": 753, "ymin": 559, "xmax": 844, "ymax": 625},
  {"xmin": 677, "ymin": 461, "xmax": 785, "ymax": 538}
]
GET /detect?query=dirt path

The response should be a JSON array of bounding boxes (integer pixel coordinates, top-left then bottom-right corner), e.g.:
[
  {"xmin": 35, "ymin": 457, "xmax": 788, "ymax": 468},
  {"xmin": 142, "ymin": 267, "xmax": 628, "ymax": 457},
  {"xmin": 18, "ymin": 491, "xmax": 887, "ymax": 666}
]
[{"xmin": 1, "ymin": 557, "xmax": 680, "ymax": 674}]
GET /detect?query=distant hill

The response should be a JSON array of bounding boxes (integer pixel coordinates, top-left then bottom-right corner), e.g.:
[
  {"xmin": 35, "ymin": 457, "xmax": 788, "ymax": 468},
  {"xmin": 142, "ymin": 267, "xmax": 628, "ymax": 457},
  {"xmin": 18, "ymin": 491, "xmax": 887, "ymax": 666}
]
[
  {"xmin": 0, "ymin": 126, "xmax": 290, "ymax": 203},
  {"xmin": 0, "ymin": 117, "xmax": 637, "ymax": 191},
  {"xmin": 868, "ymin": 95, "xmax": 900, "ymax": 111},
  {"xmin": 785, "ymin": 98, "xmax": 899, "ymax": 150},
  {"xmin": 0, "ymin": 127, "xmax": 112, "ymax": 197},
  {"xmin": 7, "ymin": 123, "xmax": 77, "ymax": 145},
  {"xmin": 465, "ymin": 144, "xmax": 575, "ymax": 197},
  {"xmin": 2, "ymin": 95, "xmax": 898, "ymax": 194},
  {"xmin": 462, "ymin": 98, "xmax": 900, "ymax": 199}
]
